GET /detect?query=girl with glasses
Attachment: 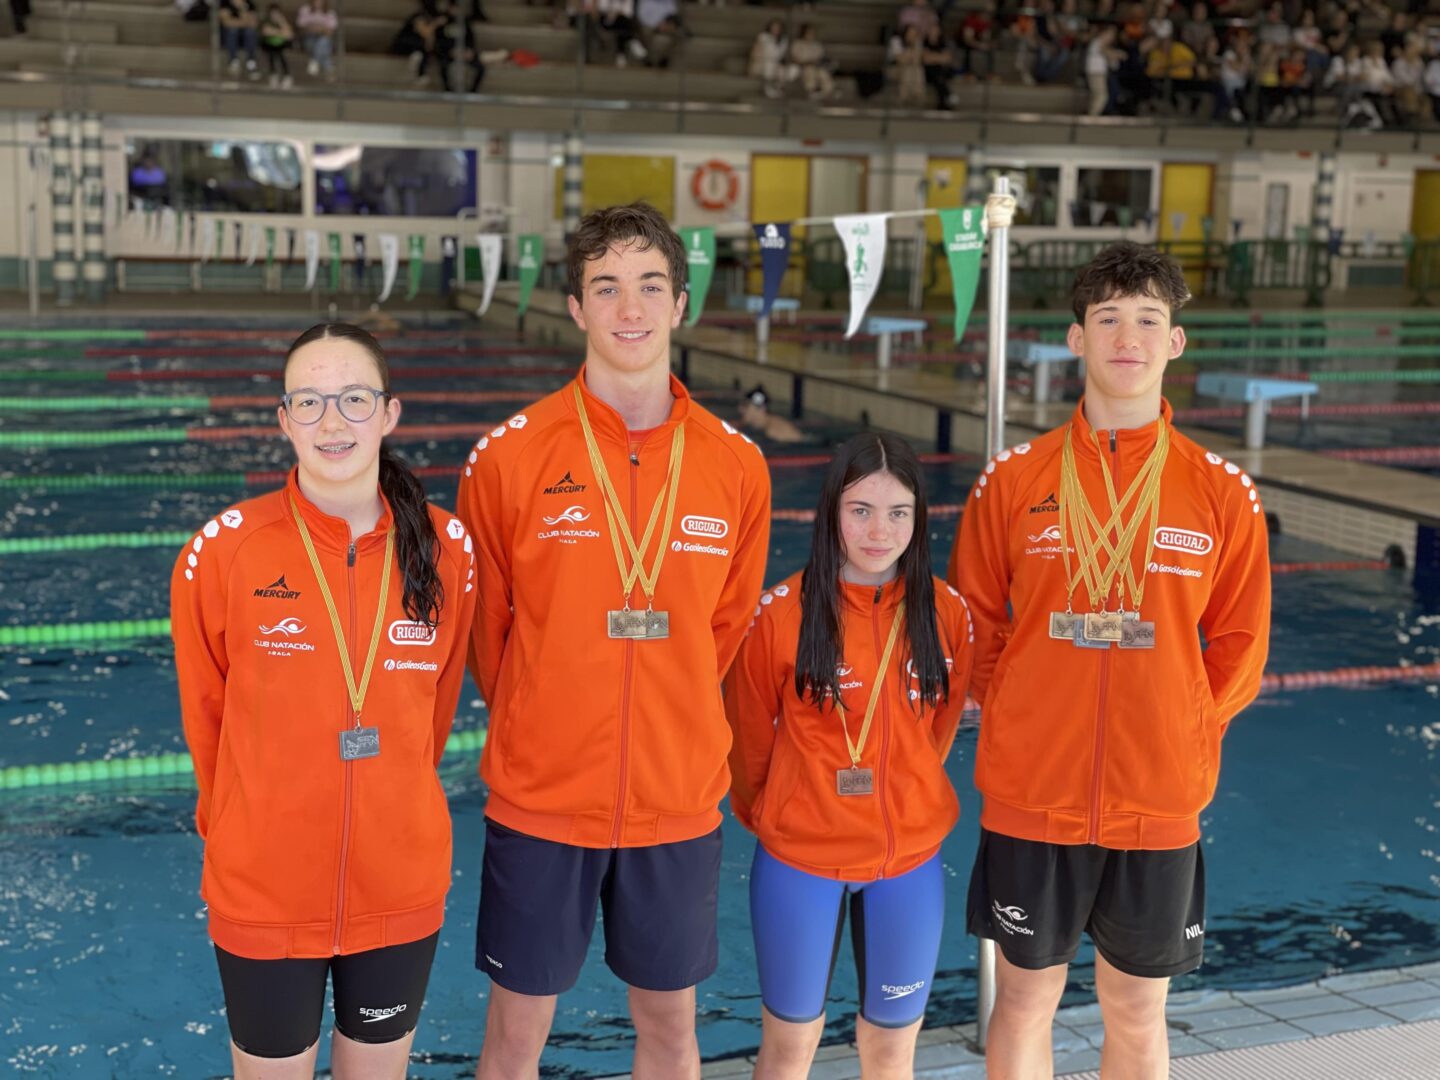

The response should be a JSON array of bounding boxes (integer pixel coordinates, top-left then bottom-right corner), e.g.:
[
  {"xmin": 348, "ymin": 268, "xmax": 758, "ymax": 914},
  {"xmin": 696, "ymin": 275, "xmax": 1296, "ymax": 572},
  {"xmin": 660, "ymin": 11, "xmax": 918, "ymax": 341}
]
[{"xmin": 170, "ymin": 323, "xmax": 477, "ymax": 1079}]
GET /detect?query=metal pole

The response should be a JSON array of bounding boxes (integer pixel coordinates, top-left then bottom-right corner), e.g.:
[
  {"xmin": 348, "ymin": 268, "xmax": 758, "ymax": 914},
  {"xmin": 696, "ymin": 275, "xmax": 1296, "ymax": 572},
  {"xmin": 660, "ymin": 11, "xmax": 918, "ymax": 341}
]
[{"xmin": 976, "ymin": 172, "xmax": 1011, "ymax": 1055}]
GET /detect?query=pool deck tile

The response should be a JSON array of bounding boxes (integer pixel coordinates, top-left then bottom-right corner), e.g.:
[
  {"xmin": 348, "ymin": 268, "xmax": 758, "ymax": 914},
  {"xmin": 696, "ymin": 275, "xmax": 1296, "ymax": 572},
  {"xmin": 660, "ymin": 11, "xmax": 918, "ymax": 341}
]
[
  {"xmin": 1316, "ymin": 967, "xmax": 1417, "ymax": 991},
  {"xmin": 1168, "ymin": 1005, "xmax": 1280, "ymax": 1035},
  {"xmin": 1286, "ymin": 1006, "xmax": 1400, "ymax": 1037},
  {"xmin": 1378, "ymin": 997, "xmax": 1440, "ymax": 1023},
  {"xmin": 1244, "ymin": 989, "xmax": 1364, "ymax": 1020},
  {"xmin": 1339, "ymin": 979, "xmax": 1440, "ymax": 1008},
  {"xmin": 1194, "ymin": 1019, "xmax": 1313, "ymax": 1050},
  {"xmin": 1168, "ymin": 1034, "xmax": 1220, "ymax": 1057}
]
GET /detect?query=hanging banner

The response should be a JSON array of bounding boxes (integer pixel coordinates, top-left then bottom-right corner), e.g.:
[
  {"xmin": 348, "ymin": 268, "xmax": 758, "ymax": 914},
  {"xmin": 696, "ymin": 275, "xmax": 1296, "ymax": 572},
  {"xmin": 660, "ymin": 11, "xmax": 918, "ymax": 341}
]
[
  {"xmin": 327, "ymin": 233, "xmax": 342, "ymax": 291},
  {"xmin": 937, "ymin": 206, "xmax": 985, "ymax": 344},
  {"xmin": 111, "ymin": 191, "xmax": 124, "ymax": 228},
  {"xmin": 233, "ymin": 222, "xmax": 244, "ymax": 262},
  {"xmin": 286, "ymin": 227, "xmax": 297, "ymax": 263},
  {"xmin": 1088, "ymin": 203, "xmax": 1107, "ymax": 227},
  {"xmin": 215, "ymin": 218, "xmax": 225, "ymax": 259},
  {"xmin": 678, "ymin": 226, "xmax": 716, "ymax": 328},
  {"xmin": 353, "ymin": 234, "xmax": 368, "ymax": 289},
  {"xmin": 159, "ymin": 207, "xmax": 177, "ymax": 250},
  {"xmin": 753, "ymin": 222, "xmax": 791, "ymax": 320},
  {"xmin": 440, "ymin": 235, "xmax": 458, "ymax": 296},
  {"xmin": 835, "ymin": 213, "xmax": 888, "ymax": 339},
  {"xmin": 1169, "ymin": 211, "xmax": 1187, "ymax": 237},
  {"xmin": 303, "ymin": 230, "xmax": 320, "ymax": 289},
  {"xmin": 144, "ymin": 208, "xmax": 156, "ymax": 241},
  {"xmin": 245, "ymin": 223, "xmax": 261, "ymax": 266},
  {"xmin": 377, "ymin": 234, "xmax": 400, "ymax": 303},
  {"xmin": 476, "ymin": 233, "xmax": 503, "ymax": 316},
  {"xmin": 200, "ymin": 218, "xmax": 216, "ymax": 263},
  {"xmin": 516, "ymin": 233, "xmax": 543, "ymax": 318},
  {"xmin": 406, "ymin": 235, "xmax": 425, "ymax": 300},
  {"xmin": 187, "ymin": 213, "xmax": 198, "ymax": 254},
  {"xmin": 264, "ymin": 227, "xmax": 276, "ymax": 271}
]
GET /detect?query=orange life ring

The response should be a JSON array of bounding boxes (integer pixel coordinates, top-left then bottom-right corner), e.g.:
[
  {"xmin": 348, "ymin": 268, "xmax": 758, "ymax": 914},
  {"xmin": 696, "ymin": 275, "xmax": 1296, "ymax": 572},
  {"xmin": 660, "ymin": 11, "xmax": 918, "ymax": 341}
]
[{"xmin": 691, "ymin": 160, "xmax": 739, "ymax": 212}]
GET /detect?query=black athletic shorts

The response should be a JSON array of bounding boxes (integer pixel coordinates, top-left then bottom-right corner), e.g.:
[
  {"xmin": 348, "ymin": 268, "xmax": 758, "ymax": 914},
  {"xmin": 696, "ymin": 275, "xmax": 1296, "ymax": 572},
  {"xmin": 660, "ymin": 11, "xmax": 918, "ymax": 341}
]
[
  {"xmin": 214, "ymin": 932, "xmax": 439, "ymax": 1058},
  {"xmin": 967, "ymin": 829, "xmax": 1206, "ymax": 979},
  {"xmin": 476, "ymin": 819, "xmax": 722, "ymax": 996}
]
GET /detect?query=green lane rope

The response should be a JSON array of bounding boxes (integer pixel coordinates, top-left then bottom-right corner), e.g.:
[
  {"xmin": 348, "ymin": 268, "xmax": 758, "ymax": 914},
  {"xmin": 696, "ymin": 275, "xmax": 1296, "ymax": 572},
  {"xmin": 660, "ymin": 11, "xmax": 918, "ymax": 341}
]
[
  {"xmin": 0, "ymin": 428, "xmax": 190, "ymax": 448},
  {"xmin": 0, "ymin": 728, "xmax": 488, "ymax": 791},
  {"xmin": 0, "ymin": 473, "xmax": 243, "ymax": 492},
  {"xmin": 0, "ymin": 531, "xmax": 192, "ymax": 555},
  {"xmin": 0, "ymin": 395, "xmax": 212, "ymax": 412},
  {"xmin": 0, "ymin": 618, "xmax": 171, "ymax": 647},
  {"xmin": 1308, "ymin": 369, "xmax": 1440, "ymax": 383},
  {"xmin": 0, "ymin": 329, "xmax": 145, "ymax": 342}
]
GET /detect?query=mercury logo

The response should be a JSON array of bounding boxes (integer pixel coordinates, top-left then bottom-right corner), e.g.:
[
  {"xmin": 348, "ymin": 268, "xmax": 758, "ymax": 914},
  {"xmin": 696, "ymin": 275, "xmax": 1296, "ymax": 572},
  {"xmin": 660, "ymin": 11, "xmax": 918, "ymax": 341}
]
[
  {"xmin": 543, "ymin": 506, "xmax": 590, "ymax": 525},
  {"xmin": 681, "ymin": 515, "xmax": 729, "ymax": 538},
  {"xmin": 1154, "ymin": 527, "xmax": 1213, "ymax": 556},
  {"xmin": 388, "ymin": 620, "xmax": 437, "ymax": 646}
]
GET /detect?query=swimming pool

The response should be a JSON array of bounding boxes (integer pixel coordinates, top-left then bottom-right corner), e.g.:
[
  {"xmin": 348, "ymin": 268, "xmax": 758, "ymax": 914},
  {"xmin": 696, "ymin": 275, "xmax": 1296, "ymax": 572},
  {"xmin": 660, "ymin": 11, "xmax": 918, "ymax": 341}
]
[{"xmin": 2, "ymin": 320, "xmax": 1438, "ymax": 1077}]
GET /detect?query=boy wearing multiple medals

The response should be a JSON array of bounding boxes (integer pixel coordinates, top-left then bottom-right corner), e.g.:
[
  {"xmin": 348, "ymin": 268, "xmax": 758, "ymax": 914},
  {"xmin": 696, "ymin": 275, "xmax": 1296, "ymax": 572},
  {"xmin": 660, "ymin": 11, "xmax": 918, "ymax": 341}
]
[
  {"xmin": 456, "ymin": 203, "xmax": 771, "ymax": 1080},
  {"xmin": 951, "ymin": 243, "xmax": 1272, "ymax": 1077}
]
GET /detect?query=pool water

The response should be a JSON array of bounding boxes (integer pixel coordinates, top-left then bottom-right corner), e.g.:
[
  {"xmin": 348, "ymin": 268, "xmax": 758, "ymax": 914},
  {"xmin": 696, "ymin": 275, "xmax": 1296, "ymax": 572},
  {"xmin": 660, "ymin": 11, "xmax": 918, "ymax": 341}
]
[{"xmin": 2, "ymin": 322, "xmax": 1438, "ymax": 1077}]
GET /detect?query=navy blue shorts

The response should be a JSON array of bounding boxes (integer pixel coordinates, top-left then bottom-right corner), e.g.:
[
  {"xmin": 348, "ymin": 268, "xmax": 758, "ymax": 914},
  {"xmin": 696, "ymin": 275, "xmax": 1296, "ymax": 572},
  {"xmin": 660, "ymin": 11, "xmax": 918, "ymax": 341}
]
[
  {"xmin": 476, "ymin": 820, "xmax": 722, "ymax": 996},
  {"xmin": 750, "ymin": 845, "xmax": 945, "ymax": 1028}
]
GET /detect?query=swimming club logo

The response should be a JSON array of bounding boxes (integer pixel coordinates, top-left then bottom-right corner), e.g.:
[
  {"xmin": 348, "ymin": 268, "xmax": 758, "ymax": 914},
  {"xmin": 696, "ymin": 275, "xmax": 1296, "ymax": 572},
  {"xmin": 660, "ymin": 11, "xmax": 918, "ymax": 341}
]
[
  {"xmin": 259, "ymin": 618, "xmax": 306, "ymax": 636},
  {"xmin": 992, "ymin": 901, "xmax": 1034, "ymax": 937},
  {"xmin": 759, "ymin": 223, "xmax": 787, "ymax": 250},
  {"xmin": 543, "ymin": 506, "xmax": 591, "ymax": 526},
  {"xmin": 254, "ymin": 617, "xmax": 315, "ymax": 656},
  {"xmin": 1024, "ymin": 523, "xmax": 1070, "ymax": 559},
  {"xmin": 681, "ymin": 515, "xmax": 729, "ymax": 539},
  {"xmin": 837, "ymin": 662, "xmax": 862, "ymax": 691},
  {"xmin": 543, "ymin": 470, "xmax": 587, "ymax": 496},
  {"xmin": 253, "ymin": 574, "xmax": 301, "ymax": 600},
  {"xmin": 1153, "ymin": 527, "xmax": 1213, "ymax": 557},
  {"xmin": 1027, "ymin": 525, "xmax": 1063, "ymax": 544},
  {"xmin": 388, "ymin": 620, "xmax": 437, "ymax": 647}
]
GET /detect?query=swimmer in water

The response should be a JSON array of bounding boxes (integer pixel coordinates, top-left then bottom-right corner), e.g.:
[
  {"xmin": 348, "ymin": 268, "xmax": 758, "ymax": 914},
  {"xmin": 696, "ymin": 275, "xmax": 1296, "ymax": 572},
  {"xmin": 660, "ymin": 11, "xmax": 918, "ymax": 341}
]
[{"xmin": 739, "ymin": 385, "xmax": 806, "ymax": 443}]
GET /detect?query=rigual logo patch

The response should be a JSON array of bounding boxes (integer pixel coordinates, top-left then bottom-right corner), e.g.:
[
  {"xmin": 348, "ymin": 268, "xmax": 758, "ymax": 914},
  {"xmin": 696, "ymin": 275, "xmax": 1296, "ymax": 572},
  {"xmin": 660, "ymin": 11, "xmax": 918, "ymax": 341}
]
[
  {"xmin": 388, "ymin": 620, "xmax": 437, "ymax": 646},
  {"xmin": 1154, "ymin": 527, "xmax": 1213, "ymax": 556},
  {"xmin": 681, "ymin": 515, "xmax": 729, "ymax": 539}
]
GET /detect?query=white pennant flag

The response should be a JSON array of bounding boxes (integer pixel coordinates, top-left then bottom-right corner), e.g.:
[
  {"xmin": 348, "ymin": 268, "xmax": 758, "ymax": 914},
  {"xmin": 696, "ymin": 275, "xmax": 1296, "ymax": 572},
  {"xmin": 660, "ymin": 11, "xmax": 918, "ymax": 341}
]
[
  {"xmin": 244, "ymin": 223, "xmax": 261, "ymax": 266},
  {"xmin": 160, "ymin": 207, "xmax": 177, "ymax": 249},
  {"xmin": 200, "ymin": 218, "xmax": 216, "ymax": 262},
  {"xmin": 1169, "ymin": 211, "xmax": 1187, "ymax": 237},
  {"xmin": 377, "ymin": 234, "xmax": 400, "ymax": 303},
  {"xmin": 476, "ymin": 233, "xmax": 503, "ymax": 316},
  {"xmin": 1088, "ymin": 202, "xmax": 1108, "ymax": 227},
  {"xmin": 304, "ymin": 230, "xmax": 320, "ymax": 289},
  {"xmin": 835, "ymin": 214, "xmax": 888, "ymax": 339}
]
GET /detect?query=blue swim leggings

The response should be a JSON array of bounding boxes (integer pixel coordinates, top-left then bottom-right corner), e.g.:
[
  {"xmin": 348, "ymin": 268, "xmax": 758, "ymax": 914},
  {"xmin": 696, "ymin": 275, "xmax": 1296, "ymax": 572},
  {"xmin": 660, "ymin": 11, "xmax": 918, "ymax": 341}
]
[{"xmin": 749, "ymin": 845, "xmax": 945, "ymax": 1028}]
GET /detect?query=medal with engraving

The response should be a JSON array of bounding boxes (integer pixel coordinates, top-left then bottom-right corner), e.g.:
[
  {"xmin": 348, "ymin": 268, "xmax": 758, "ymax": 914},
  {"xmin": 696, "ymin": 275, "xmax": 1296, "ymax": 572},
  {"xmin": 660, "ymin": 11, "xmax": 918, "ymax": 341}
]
[
  {"xmin": 1049, "ymin": 610, "xmax": 1083, "ymax": 639},
  {"xmin": 1072, "ymin": 621, "xmax": 1112, "ymax": 649},
  {"xmin": 1083, "ymin": 610, "xmax": 1124, "ymax": 642},
  {"xmin": 834, "ymin": 602, "xmax": 906, "ymax": 797},
  {"xmin": 1118, "ymin": 620, "xmax": 1157, "ymax": 648},
  {"xmin": 574, "ymin": 386, "xmax": 686, "ymax": 641},
  {"xmin": 291, "ymin": 497, "xmax": 395, "ymax": 760}
]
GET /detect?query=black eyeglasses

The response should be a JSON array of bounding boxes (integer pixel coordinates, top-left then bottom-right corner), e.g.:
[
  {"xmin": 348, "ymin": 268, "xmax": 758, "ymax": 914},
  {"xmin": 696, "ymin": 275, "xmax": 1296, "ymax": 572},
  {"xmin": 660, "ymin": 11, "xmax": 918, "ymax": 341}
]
[{"xmin": 281, "ymin": 386, "xmax": 390, "ymax": 425}]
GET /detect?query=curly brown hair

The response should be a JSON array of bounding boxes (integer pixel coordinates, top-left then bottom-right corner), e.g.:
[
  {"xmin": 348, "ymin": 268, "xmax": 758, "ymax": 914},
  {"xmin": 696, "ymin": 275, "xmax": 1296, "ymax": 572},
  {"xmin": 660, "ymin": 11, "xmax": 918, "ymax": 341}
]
[
  {"xmin": 1070, "ymin": 242, "xmax": 1192, "ymax": 323},
  {"xmin": 566, "ymin": 202, "xmax": 687, "ymax": 304}
]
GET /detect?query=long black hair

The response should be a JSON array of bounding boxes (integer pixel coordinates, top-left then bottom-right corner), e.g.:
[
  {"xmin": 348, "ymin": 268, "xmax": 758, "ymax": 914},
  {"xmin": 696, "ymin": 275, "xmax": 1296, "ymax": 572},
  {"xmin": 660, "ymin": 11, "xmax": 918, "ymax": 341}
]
[
  {"xmin": 794, "ymin": 432, "xmax": 949, "ymax": 711},
  {"xmin": 284, "ymin": 323, "xmax": 446, "ymax": 629}
]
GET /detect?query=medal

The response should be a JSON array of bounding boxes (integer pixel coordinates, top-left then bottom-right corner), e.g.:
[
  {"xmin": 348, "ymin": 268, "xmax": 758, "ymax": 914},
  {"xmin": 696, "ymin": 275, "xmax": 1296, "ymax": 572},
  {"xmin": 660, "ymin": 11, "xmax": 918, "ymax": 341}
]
[
  {"xmin": 834, "ymin": 602, "xmax": 906, "ymax": 796},
  {"xmin": 291, "ymin": 497, "xmax": 394, "ymax": 761},
  {"xmin": 1083, "ymin": 611, "xmax": 1124, "ymax": 642},
  {"xmin": 1049, "ymin": 611, "xmax": 1083, "ymax": 639},
  {"xmin": 574, "ymin": 385, "xmax": 684, "ymax": 641},
  {"xmin": 1119, "ymin": 620, "xmax": 1156, "ymax": 648},
  {"xmin": 1072, "ymin": 621, "xmax": 1111, "ymax": 649}
]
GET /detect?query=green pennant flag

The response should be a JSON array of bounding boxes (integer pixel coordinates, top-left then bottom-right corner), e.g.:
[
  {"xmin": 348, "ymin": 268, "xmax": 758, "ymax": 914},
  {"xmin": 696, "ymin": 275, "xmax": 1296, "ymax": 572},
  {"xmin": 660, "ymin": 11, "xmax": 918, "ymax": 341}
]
[
  {"xmin": 327, "ymin": 233, "xmax": 342, "ymax": 291},
  {"xmin": 215, "ymin": 218, "xmax": 225, "ymax": 259},
  {"xmin": 406, "ymin": 235, "xmax": 425, "ymax": 301},
  {"xmin": 677, "ymin": 226, "xmax": 716, "ymax": 328},
  {"xmin": 516, "ymin": 234, "xmax": 543, "ymax": 318},
  {"xmin": 938, "ymin": 206, "xmax": 986, "ymax": 344},
  {"xmin": 265, "ymin": 227, "xmax": 276, "ymax": 271}
]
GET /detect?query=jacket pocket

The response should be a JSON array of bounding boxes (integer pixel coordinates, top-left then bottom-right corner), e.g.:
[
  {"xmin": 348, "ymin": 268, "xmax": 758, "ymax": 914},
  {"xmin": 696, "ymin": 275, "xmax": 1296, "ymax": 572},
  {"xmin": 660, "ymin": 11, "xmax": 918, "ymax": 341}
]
[{"xmin": 1192, "ymin": 676, "xmax": 1221, "ymax": 802}]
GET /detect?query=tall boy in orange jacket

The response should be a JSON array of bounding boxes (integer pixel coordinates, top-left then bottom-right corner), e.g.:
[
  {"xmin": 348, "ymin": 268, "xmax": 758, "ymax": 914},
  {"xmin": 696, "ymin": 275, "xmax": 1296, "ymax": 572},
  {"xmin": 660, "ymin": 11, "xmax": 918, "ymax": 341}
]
[
  {"xmin": 455, "ymin": 203, "xmax": 771, "ymax": 1080},
  {"xmin": 950, "ymin": 242, "xmax": 1271, "ymax": 1078}
]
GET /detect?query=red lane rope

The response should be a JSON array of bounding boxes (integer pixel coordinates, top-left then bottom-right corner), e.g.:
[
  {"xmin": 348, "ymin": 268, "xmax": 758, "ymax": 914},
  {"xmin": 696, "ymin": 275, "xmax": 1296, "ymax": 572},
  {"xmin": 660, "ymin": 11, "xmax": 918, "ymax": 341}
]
[
  {"xmin": 1260, "ymin": 661, "xmax": 1440, "ymax": 693},
  {"xmin": 1270, "ymin": 559, "xmax": 1395, "ymax": 573},
  {"xmin": 108, "ymin": 365, "xmax": 571, "ymax": 382},
  {"xmin": 144, "ymin": 328, "xmax": 510, "ymax": 341},
  {"xmin": 1319, "ymin": 446, "xmax": 1440, "ymax": 465},
  {"xmin": 204, "ymin": 389, "xmax": 721, "ymax": 409},
  {"xmin": 88, "ymin": 344, "xmax": 571, "ymax": 358}
]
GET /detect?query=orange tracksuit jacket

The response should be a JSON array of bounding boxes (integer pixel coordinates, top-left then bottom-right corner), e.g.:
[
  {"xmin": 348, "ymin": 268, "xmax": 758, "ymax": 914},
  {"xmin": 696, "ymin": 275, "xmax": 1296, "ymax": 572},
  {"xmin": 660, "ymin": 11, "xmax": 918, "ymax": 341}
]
[
  {"xmin": 455, "ymin": 369, "xmax": 772, "ymax": 848},
  {"xmin": 170, "ymin": 470, "xmax": 477, "ymax": 959},
  {"xmin": 725, "ymin": 572, "xmax": 975, "ymax": 880},
  {"xmin": 949, "ymin": 400, "xmax": 1271, "ymax": 851}
]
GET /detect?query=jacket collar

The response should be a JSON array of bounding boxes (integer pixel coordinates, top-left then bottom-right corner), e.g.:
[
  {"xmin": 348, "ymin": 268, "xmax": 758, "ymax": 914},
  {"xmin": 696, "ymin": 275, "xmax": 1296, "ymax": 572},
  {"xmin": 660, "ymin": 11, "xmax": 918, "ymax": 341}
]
[
  {"xmin": 1068, "ymin": 397, "xmax": 1174, "ymax": 461},
  {"xmin": 284, "ymin": 467, "xmax": 394, "ymax": 555},
  {"xmin": 565, "ymin": 363, "xmax": 692, "ymax": 445},
  {"xmin": 839, "ymin": 573, "xmax": 905, "ymax": 614}
]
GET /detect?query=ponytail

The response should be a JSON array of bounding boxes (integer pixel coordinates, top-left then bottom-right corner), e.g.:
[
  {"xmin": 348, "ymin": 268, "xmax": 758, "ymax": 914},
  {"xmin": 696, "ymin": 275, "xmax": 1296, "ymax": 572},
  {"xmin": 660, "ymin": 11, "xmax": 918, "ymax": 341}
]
[{"xmin": 380, "ymin": 443, "xmax": 446, "ymax": 628}]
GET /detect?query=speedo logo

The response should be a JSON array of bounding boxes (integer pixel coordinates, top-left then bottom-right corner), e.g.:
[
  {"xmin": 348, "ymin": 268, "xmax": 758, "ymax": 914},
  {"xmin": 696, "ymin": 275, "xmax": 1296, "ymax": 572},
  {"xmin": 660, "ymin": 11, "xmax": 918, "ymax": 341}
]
[
  {"xmin": 670, "ymin": 540, "xmax": 730, "ymax": 557},
  {"xmin": 882, "ymin": 980, "xmax": 926, "ymax": 1001},
  {"xmin": 358, "ymin": 1004, "xmax": 406, "ymax": 1023},
  {"xmin": 681, "ymin": 515, "xmax": 729, "ymax": 538},
  {"xmin": 1029, "ymin": 492, "xmax": 1059, "ymax": 514},
  {"xmin": 1154, "ymin": 527, "xmax": 1213, "ymax": 556},
  {"xmin": 253, "ymin": 574, "xmax": 301, "ymax": 600},
  {"xmin": 1149, "ymin": 561, "xmax": 1204, "ymax": 579},
  {"xmin": 543, "ymin": 505, "xmax": 590, "ymax": 526},
  {"xmin": 388, "ymin": 620, "xmax": 437, "ymax": 646},
  {"xmin": 543, "ymin": 470, "xmax": 587, "ymax": 496},
  {"xmin": 993, "ymin": 901, "xmax": 1034, "ymax": 937},
  {"xmin": 384, "ymin": 658, "xmax": 438, "ymax": 672}
]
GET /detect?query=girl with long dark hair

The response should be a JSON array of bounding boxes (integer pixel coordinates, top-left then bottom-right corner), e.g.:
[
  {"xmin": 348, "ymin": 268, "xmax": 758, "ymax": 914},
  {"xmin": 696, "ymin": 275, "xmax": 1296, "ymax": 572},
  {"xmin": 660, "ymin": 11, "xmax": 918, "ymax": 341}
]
[
  {"xmin": 170, "ymin": 323, "xmax": 476, "ymax": 1078},
  {"xmin": 726, "ymin": 431, "xmax": 975, "ymax": 1078}
]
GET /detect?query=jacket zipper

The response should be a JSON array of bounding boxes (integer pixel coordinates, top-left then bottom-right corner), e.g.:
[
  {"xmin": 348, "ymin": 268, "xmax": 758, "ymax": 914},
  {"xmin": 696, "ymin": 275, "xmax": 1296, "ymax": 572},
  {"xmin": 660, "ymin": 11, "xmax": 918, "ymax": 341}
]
[
  {"xmin": 333, "ymin": 539, "xmax": 358, "ymax": 953},
  {"xmin": 610, "ymin": 446, "xmax": 642, "ymax": 848},
  {"xmin": 874, "ymin": 586, "xmax": 897, "ymax": 875},
  {"xmin": 1088, "ymin": 431, "xmax": 1118, "ymax": 846}
]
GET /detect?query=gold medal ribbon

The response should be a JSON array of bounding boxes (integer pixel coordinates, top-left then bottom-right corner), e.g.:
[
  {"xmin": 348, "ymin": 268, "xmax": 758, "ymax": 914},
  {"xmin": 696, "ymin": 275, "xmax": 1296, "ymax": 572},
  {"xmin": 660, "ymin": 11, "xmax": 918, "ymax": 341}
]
[
  {"xmin": 573, "ymin": 384, "xmax": 685, "ymax": 612},
  {"xmin": 835, "ymin": 601, "xmax": 906, "ymax": 769},
  {"xmin": 1057, "ymin": 418, "xmax": 1169, "ymax": 615},
  {"xmin": 290, "ymin": 496, "xmax": 394, "ymax": 725}
]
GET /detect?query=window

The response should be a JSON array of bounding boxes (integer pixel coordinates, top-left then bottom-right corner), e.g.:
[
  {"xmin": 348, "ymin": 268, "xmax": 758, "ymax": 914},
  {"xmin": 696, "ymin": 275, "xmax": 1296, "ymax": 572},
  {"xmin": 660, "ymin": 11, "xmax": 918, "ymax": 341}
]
[
  {"xmin": 125, "ymin": 139, "xmax": 303, "ymax": 214},
  {"xmin": 981, "ymin": 165, "xmax": 1060, "ymax": 227},
  {"xmin": 1074, "ymin": 168, "xmax": 1154, "ymax": 228},
  {"xmin": 314, "ymin": 145, "xmax": 478, "ymax": 217}
]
